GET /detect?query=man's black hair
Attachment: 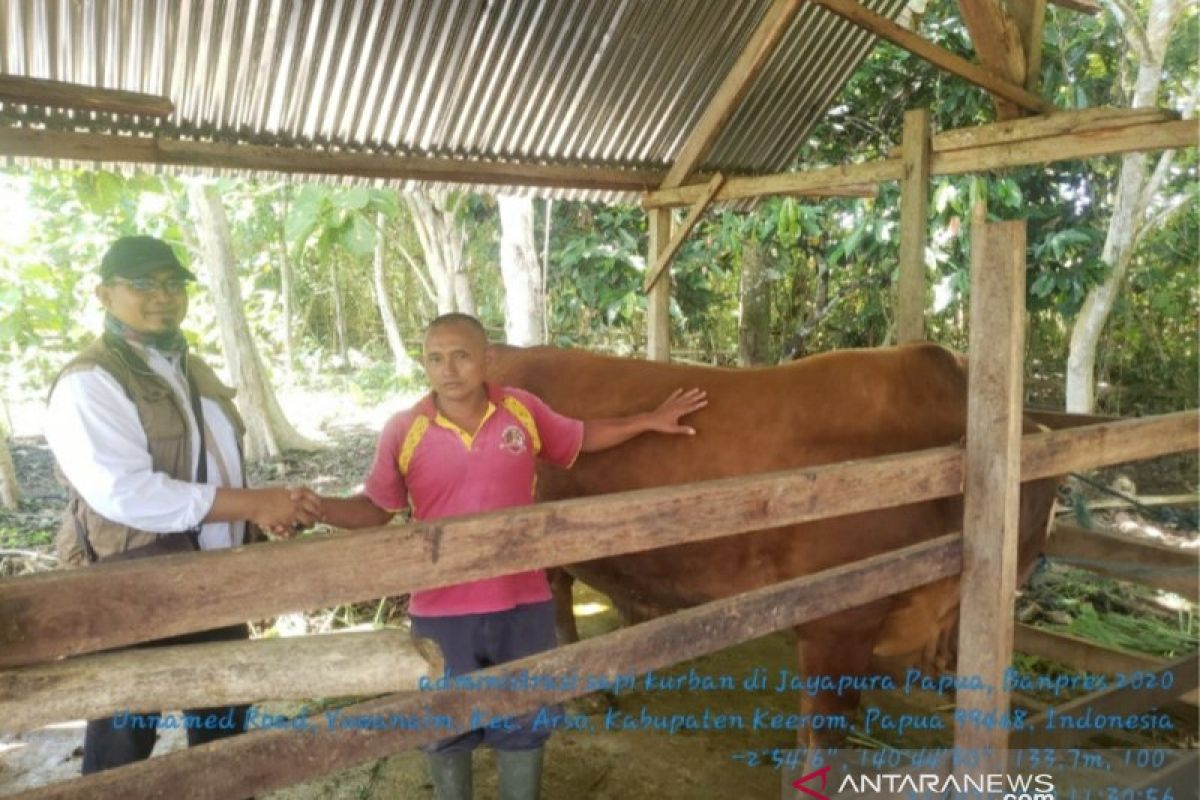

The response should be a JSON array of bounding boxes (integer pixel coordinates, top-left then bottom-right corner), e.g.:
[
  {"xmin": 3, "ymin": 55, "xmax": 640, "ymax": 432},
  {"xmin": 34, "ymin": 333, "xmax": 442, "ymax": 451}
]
[{"xmin": 426, "ymin": 313, "xmax": 487, "ymax": 341}]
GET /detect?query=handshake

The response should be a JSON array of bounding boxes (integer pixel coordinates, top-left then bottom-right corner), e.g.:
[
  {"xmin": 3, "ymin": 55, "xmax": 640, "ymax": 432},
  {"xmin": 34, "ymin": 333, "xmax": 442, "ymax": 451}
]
[
  {"xmin": 214, "ymin": 486, "xmax": 390, "ymax": 539},
  {"xmin": 209, "ymin": 486, "xmax": 327, "ymax": 539},
  {"xmin": 253, "ymin": 487, "xmax": 325, "ymax": 538}
]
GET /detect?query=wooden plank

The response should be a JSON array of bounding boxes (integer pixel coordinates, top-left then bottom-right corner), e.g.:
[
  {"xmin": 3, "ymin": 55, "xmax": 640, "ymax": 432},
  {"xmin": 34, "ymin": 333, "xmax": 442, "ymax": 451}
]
[
  {"xmin": 646, "ymin": 207, "xmax": 673, "ymax": 361},
  {"xmin": 1, "ymin": 411, "xmax": 1195, "ymax": 669},
  {"xmin": 928, "ymin": 107, "xmax": 1178, "ymax": 154},
  {"xmin": 1071, "ymin": 494, "xmax": 1198, "ymax": 510},
  {"xmin": 1023, "ymin": 407, "xmax": 1122, "ymax": 430},
  {"xmin": 955, "ymin": 0, "xmax": 1028, "ymax": 119},
  {"xmin": 0, "ymin": 630, "xmax": 444, "ymax": 735},
  {"xmin": 661, "ymin": 0, "xmax": 803, "ymax": 188},
  {"xmin": 14, "ymin": 535, "xmax": 964, "ymax": 800},
  {"xmin": 897, "ymin": 108, "xmax": 932, "ymax": 343},
  {"xmin": 1045, "ymin": 521, "xmax": 1199, "ymax": 599},
  {"xmin": 0, "ymin": 128, "xmax": 667, "ymax": 193},
  {"xmin": 955, "ymin": 216, "xmax": 1027, "ymax": 754},
  {"xmin": 1020, "ymin": 411, "xmax": 1198, "ymax": 478},
  {"xmin": 931, "ymin": 119, "xmax": 1198, "ymax": 175},
  {"xmin": 647, "ymin": 113, "xmax": 1188, "ymax": 208},
  {"xmin": 808, "ymin": 0, "xmax": 1054, "ymax": 114},
  {"xmin": 1014, "ymin": 624, "xmax": 1199, "ymax": 705},
  {"xmin": 1048, "ymin": 0, "xmax": 1100, "ymax": 13},
  {"xmin": 1012, "ymin": 654, "xmax": 1198, "ymax": 748},
  {"xmin": 0, "ymin": 75, "xmax": 174, "ymax": 117},
  {"xmin": 1129, "ymin": 752, "xmax": 1199, "ymax": 797},
  {"xmin": 644, "ymin": 173, "xmax": 725, "ymax": 291},
  {"xmin": 643, "ymin": 159, "xmax": 904, "ymax": 208},
  {"xmin": 1009, "ymin": 0, "xmax": 1048, "ymax": 93}
]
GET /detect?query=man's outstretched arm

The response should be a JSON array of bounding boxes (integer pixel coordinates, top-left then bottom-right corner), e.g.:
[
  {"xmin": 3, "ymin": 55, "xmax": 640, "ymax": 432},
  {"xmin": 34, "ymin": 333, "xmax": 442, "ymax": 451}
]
[
  {"xmin": 319, "ymin": 494, "xmax": 398, "ymax": 529},
  {"xmin": 580, "ymin": 388, "xmax": 707, "ymax": 453}
]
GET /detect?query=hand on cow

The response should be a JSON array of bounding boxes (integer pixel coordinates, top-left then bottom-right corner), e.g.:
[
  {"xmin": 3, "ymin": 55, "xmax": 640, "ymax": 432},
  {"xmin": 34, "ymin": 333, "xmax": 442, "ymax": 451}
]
[{"xmin": 646, "ymin": 388, "xmax": 708, "ymax": 435}]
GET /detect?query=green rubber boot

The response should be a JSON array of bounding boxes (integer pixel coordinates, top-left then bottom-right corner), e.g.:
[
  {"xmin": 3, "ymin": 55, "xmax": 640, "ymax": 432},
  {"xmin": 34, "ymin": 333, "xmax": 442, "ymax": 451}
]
[
  {"xmin": 496, "ymin": 747, "xmax": 544, "ymax": 800},
  {"xmin": 427, "ymin": 751, "xmax": 473, "ymax": 800}
]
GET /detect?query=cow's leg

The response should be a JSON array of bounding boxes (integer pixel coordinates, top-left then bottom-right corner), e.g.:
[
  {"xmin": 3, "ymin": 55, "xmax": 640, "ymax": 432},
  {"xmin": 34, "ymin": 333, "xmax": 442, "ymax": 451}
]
[
  {"xmin": 548, "ymin": 568, "xmax": 580, "ymax": 645},
  {"xmin": 795, "ymin": 605, "xmax": 888, "ymax": 751}
]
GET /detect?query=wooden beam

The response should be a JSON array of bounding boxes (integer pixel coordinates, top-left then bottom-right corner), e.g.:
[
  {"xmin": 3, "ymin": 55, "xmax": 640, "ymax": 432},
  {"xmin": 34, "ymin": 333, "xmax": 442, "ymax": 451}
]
[
  {"xmin": 927, "ymin": 107, "xmax": 1179, "ymax": 154},
  {"xmin": 1012, "ymin": 654, "xmax": 1198, "ymax": 748},
  {"xmin": 808, "ymin": 0, "xmax": 1054, "ymax": 114},
  {"xmin": 1045, "ymin": 521, "xmax": 1199, "ymax": 599},
  {"xmin": 1009, "ymin": 0, "xmax": 1048, "ymax": 93},
  {"xmin": 1048, "ymin": 0, "xmax": 1100, "ymax": 13},
  {"xmin": 897, "ymin": 108, "xmax": 932, "ymax": 343},
  {"xmin": 956, "ymin": 0, "xmax": 1029, "ymax": 120},
  {"xmin": 1014, "ymin": 624, "xmax": 1199, "ymax": 705},
  {"xmin": 646, "ymin": 115, "xmax": 1194, "ymax": 208},
  {"xmin": 1023, "ymin": 406, "xmax": 1122, "ymax": 429},
  {"xmin": 0, "ymin": 630, "xmax": 443, "ymax": 736},
  {"xmin": 1, "ymin": 410, "xmax": 1194, "ymax": 669},
  {"xmin": 661, "ymin": 0, "xmax": 803, "ymax": 188},
  {"xmin": 646, "ymin": 207, "xmax": 673, "ymax": 361},
  {"xmin": 955, "ymin": 215, "xmax": 1027, "ymax": 755},
  {"xmin": 0, "ymin": 75, "xmax": 174, "ymax": 117},
  {"xmin": 0, "ymin": 127, "xmax": 667, "ymax": 194},
  {"xmin": 644, "ymin": 159, "xmax": 904, "ymax": 208},
  {"xmin": 15, "ymin": 535, "xmax": 964, "ymax": 800},
  {"xmin": 1129, "ymin": 753, "xmax": 1200, "ymax": 798},
  {"xmin": 644, "ymin": 173, "xmax": 725, "ymax": 291},
  {"xmin": 932, "ymin": 118, "xmax": 1198, "ymax": 174}
]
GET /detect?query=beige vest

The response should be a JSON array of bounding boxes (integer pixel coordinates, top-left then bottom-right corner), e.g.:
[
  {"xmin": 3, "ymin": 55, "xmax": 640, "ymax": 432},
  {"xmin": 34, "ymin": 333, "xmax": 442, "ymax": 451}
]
[{"xmin": 50, "ymin": 335, "xmax": 249, "ymax": 566}]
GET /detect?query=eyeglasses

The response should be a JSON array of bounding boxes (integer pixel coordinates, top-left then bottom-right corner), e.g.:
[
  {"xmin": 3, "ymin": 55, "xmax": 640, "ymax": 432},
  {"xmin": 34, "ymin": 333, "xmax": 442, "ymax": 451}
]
[{"xmin": 109, "ymin": 277, "xmax": 190, "ymax": 295}]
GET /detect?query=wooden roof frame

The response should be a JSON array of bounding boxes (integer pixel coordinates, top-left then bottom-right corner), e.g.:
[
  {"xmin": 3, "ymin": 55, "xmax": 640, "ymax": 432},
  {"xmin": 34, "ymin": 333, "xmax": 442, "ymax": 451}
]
[{"xmin": 0, "ymin": 0, "xmax": 1108, "ymax": 194}]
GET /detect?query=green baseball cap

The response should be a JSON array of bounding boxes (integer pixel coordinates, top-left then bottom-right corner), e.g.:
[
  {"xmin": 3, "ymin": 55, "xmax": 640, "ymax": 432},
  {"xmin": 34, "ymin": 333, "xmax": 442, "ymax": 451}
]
[{"xmin": 99, "ymin": 236, "xmax": 197, "ymax": 282}]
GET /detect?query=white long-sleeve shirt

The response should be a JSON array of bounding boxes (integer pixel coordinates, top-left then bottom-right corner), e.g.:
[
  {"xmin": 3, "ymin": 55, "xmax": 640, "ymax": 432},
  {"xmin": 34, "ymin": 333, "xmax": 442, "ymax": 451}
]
[{"xmin": 45, "ymin": 346, "xmax": 246, "ymax": 551}]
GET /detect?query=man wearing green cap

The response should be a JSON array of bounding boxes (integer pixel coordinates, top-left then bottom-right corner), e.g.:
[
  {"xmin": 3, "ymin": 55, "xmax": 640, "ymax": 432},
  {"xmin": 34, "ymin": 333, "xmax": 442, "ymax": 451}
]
[{"xmin": 45, "ymin": 234, "xmax": 321, "ymax": 773}]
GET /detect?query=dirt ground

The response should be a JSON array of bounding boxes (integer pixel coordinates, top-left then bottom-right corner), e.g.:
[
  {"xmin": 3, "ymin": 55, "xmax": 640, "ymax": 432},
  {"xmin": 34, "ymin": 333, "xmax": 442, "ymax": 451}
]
[{"xmin": 1, "ymin": 417, "xmax": 1196, "ymax": 798}]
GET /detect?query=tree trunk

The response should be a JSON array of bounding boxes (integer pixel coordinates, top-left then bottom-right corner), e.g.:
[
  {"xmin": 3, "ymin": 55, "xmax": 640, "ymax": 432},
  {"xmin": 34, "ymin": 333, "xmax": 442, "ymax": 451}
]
[
  {"xmin": 1066, "ymin": 0, "xmax": 1180, "ymax": 412},
  {"xmin": 497, "ymin": 195, "xmax": 546, "ymax": 346},
  {"xmin": 373, "ymin": 212, "xmax": 413, "ymax": 372},
  {"xmin": 404, "ymin": 189, "xmax": 472, "ymax": 315},
  {"xmin": 0, "ymin": 421, "xmax": 20, "ymax": 509},
  {"xmin": 738, "ymin": 237, "xmax": 771, "ymax": 365},
  {"xmin": 278, "ymin": 187, "xmax": 295, "ymax": 379},
  {"xmin": 542, "ymin": 198, "xmax": 553, "ymax": 342},
  {"xmin": 330, "ymin": 254, "xmax": 349, "ymax": 368},
  {"xmin": 188, "ymin": 183, "xmax": 319, "ymax": 459}
]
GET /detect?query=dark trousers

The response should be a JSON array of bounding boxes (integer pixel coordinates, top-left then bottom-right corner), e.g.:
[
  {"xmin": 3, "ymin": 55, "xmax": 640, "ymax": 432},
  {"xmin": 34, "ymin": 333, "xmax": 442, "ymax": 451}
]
[
  {"xmin": 81, "ymin": 625, "xmax": 251, "ymax": 774},
  {"xmin": 411, "ymin": 601, "xmax": 558, "ymax": 754}
]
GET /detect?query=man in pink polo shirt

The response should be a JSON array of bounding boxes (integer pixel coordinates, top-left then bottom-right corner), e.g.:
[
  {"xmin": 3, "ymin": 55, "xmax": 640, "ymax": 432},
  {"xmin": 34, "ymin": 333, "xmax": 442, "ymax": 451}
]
[{"xmin": 320, "ymin": 313, "xmax": 705, "ymax": 800}]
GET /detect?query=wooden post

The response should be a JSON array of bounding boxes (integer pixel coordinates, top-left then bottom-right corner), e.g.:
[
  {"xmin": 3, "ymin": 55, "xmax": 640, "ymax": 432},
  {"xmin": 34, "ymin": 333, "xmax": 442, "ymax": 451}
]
[
  {"xmin": 897, "ymin": 108, "xmax": 932, "ymax": 343},
  {"xmin": 953, "ymin": 210, "xmax": 1027, "ymax": 770},
  {"xmin": 647, "ymin": 207, "xmax": 672, "ymax": 360},
  {"xmin": 1010, "ymin": 0, "xmax": 1048, "ymax": 92}
]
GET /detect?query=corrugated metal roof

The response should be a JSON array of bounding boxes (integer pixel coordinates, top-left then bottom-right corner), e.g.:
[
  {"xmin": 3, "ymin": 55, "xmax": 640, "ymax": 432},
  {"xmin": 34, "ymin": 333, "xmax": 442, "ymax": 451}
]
[{"xmin": 0, "ymin": 0, "xmax": 909, "ymax": 198}]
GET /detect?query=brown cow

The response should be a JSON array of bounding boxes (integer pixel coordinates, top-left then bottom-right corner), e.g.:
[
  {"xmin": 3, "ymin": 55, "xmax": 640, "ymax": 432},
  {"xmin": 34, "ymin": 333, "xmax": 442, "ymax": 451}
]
[{"xmin": 488, "ymin": 341, "xmax": 1058, "ymax": 746}]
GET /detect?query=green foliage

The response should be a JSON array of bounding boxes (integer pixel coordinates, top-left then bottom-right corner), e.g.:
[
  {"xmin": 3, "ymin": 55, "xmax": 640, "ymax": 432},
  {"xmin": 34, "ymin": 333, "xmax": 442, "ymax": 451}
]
[{"xmin": 0, "ymin": 0, "xmax": 1193, "ymax": 413}]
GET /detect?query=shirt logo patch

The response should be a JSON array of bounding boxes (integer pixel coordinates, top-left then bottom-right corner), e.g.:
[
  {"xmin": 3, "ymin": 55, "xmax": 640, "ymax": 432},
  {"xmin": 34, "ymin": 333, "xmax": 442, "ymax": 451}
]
[{"xmin": 499, "ymin": 425, "xmax": 527, "ymax": 454}]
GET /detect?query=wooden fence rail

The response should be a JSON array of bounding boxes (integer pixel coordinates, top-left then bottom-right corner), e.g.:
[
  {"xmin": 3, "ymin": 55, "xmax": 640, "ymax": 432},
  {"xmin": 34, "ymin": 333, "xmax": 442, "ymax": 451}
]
[
  {"xmin": 14, "ymin": 536, "xmax": 963, "ymax": 799},
  {"xmin": 0, "ymin": 630, "xmax": 444, "ymax": 735},
  {"xmin": 1, "ymin": 411, "xmax": 1195, "ymax": 669}
]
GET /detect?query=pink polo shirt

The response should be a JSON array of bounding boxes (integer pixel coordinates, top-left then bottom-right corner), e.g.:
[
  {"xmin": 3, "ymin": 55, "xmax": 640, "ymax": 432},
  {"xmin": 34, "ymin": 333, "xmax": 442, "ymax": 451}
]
[{"xmin": 363, "ymin": 384, "xmax": 584, "ymax": 617}]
